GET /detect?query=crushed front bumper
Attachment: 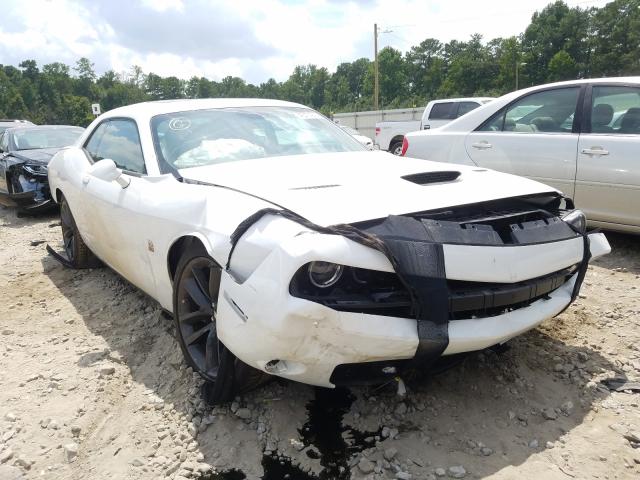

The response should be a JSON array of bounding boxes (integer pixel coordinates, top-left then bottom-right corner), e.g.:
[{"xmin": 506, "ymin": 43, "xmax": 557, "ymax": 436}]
[
  {"xmin": 216, "ymin": 231, "xmax": 610, "ymax": 388},
  {"xmin": 0, "ymin": 190, "xmax": 54, "ymax": 212}
]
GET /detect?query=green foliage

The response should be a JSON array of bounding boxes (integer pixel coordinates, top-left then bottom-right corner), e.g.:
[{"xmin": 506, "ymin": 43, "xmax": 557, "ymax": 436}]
[
  {"xmin": 0, "ymin": 1, "xmax": 638, "ymax": 124},
  {"xmin": 547, "ymin": 50, "xmax": 579, "ymax": 81}
]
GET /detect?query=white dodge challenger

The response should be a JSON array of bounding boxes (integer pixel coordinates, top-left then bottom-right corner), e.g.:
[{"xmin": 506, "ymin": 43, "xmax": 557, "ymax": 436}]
[{"xmin": 47, "ymin": 99, "xmax": 610, "ymax": 403}]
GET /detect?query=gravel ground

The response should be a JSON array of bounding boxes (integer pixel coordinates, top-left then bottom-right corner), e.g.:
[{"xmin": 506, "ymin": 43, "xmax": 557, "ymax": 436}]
[{"xmin": 0, "ymin": 205, "xmax": 639, "ymax": 480}]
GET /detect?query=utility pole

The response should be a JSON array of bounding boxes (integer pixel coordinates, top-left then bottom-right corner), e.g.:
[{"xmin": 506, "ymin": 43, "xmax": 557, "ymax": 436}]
[
  {"xmin": 515, "ymin": 61, "xmax": 526, "ymax": 91},
  {"xmin": 374, "ymin": 23, "xmax": 379, "ymax": 111}
]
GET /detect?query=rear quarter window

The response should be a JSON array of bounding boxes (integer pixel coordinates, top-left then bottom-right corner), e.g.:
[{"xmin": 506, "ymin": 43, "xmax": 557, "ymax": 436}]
[{"xmin": 429, "ymin": 102, "xmax": 456, "ymax": 120}]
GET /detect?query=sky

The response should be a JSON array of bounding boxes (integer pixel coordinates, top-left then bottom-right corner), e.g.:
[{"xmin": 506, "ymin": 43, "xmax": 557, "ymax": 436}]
[{"xmin": 0, "ymin": 0, "xmax": 612, "ymax": 84}]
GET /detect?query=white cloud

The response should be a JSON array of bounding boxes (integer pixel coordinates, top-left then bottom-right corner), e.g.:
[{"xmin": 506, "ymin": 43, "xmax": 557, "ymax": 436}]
[{"xmin": 0, "ymin": 0, "xmax": 612, "ymax": 84}]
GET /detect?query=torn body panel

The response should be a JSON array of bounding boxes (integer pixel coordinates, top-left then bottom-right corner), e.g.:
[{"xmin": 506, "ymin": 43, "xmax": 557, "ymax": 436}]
[
  {"xmin": 217, "ymin": 201, "xmax": 608, "ymax": 387},
  {"xmin": 217, "ymin": 219, "xmax": 609, "ymax": 386}
]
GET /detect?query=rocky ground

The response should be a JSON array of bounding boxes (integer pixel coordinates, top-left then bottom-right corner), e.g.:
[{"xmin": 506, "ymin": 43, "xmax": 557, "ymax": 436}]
[{"xmin": 0, "ymin": 205, "xmax": 639, "ymax": 480}]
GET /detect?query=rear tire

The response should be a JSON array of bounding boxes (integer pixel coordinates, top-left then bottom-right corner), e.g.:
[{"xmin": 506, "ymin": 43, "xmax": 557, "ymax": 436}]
[
  {"xmin": 390, "ymin": 141, "xmax": 403, "ymax": 155},
  {"xmin": 59, "ymin": 195, "xmax": 101, "ymax": 268},
  {"xmin": 172, "ymin": 243, "xmax": 269, "ymax": 404}
]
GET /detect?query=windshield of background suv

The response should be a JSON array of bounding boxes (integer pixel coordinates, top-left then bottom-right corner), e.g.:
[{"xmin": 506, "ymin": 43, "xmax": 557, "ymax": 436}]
[
  {"xmin": 13, "ymin": 127, "xmax": 84, "ymax": 150},
  {"xmin": 151, "ymin": 106, "xmax": 365, "ymax": 169}
]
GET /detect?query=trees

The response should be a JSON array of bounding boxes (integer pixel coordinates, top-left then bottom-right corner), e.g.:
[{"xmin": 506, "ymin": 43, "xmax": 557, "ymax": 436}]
[
  {"xmin": 589, "ymin": 0, "xmax": 640, "ymax": 76},
  {"xmin": 0, "ymin": 1, "xmax": 637, "ymax": 123}
]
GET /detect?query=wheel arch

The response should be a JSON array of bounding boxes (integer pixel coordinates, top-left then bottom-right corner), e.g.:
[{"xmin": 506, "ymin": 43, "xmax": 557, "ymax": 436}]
[
  {"xmin": 390, "ymin": 135, "xmax": 404, "ymax": 147},
  {"xmin": 167, "ymin": 233, "xmax": 215, "ymax": 282}
]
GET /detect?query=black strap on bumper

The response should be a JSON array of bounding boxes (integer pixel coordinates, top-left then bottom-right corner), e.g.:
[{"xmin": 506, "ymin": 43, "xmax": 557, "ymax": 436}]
[
  {"xmin": 571, "ymin": 233, "xmax": 591, "ymax": 301},
  {"xmin": 361, "ymin": 215, "xmax": 450, "ymax": 362}
]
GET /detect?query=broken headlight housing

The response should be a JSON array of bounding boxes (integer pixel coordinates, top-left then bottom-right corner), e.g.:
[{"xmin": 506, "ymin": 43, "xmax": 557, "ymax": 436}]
[
  {"xmin": 22, "ymin": 163, "xmax": 48, "ymax": 176},
  {"xmin": 561, "ymin": 209, "xmax": 586, "ymax": 234}
]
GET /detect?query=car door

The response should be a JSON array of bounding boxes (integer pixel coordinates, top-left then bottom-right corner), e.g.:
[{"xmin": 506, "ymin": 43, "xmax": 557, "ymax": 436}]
[
  {"xmin": 575, "ymin": 84, "xmax": 640, "ymax": 229},
  {"xmin": 81, "ymin": 118, "xmax": 156, "ymax": 294},
  {"xmin": 464, "ymin": 86, "xmax": 582, "ymax": 197}
]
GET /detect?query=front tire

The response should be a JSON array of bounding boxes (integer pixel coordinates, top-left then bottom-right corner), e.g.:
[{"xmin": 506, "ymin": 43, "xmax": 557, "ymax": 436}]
[
  {"xmin": 59, "ymin": 195, "xmax": 101, "ymax": 268},
  {"xmin": 172, "ymin": 245, "xmax": 268, "ymax": 404}
]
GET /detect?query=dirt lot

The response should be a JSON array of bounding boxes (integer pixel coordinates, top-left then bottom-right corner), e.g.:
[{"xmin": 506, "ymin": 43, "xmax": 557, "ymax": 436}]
[{"xmin": 0, "ymin": 205, "xmax": 639, "ymax": 480}]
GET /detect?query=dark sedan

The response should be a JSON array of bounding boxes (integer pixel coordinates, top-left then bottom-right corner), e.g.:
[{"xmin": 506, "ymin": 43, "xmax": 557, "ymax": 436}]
[{"xmin": 0, "ymin": 125, "xmax": 84, "ymax": 213}]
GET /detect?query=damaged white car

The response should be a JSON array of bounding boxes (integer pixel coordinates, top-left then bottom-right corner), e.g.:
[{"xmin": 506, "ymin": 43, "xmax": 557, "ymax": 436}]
[{"xmin": 47, "ymin": 99, "xmax": 610, "ymax": 403}]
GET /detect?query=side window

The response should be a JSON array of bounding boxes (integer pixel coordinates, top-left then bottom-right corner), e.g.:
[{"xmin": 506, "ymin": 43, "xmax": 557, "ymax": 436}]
[
  {"xmin": 90, "ymin": 119, "xmax": 146, "ymax": 174},
  {"xmin": 591, "ymin": 86, "xmax": 640, "ymax": 134},
  {"xmin": 84, "ymin": 122, "xmax": 109, "ymax": 161},
  {"xmin": 429, "ymin": 102, "xmax": 455, "ymax": 120},
  {"xmin": 479, "ymin": 87, "xmax": 580, "ymax": 133},
  {"xmin": 455, "ymin": 101, "xmax": 480, "ymax": 118}
]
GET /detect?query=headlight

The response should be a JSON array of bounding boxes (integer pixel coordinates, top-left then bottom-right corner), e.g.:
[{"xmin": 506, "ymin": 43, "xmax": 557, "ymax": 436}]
[
  {"xmin": 308, "ymin": 261, "xmax": 343, "ymax": 288},
  {"xmin": 22, "ymin": 164, "xmax": 48, "ymax": 176},
  {"xmin": 562, "ymin": 209, "xmax": 586, "ymax": 234},
  {"xmin": 290, "ymin": 263, "xmax": 411, "ymax": 317}
]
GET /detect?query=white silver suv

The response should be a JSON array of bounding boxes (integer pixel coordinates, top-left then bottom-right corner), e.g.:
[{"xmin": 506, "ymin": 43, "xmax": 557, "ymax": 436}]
[{"xmin": 403, "ymin": 77, "xmax": 640, "ymax": 234}]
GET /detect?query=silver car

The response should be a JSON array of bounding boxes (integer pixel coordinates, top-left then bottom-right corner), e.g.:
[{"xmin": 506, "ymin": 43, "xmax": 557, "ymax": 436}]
[{"xmin": 404, "ymin": 77, "xmax": 640, "ymax": 234}]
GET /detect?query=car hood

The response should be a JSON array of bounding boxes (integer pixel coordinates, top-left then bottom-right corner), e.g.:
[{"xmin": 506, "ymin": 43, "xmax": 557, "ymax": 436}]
[
  {"xmin": 12, "ymin": 148, "xmax": 62, "ymax": 164},
  {"xmin": 180, "ymin": 151, "xmax": 558, "ymax": 226}
]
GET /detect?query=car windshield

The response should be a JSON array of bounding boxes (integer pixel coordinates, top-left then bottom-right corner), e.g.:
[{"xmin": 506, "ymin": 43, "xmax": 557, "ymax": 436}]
[
  {"xmin": 13, "ymin": 127, "xmax": 84, "ymax": 150},
  {"xmin": 151, "ymin": 106, "xmax": 365, "ymax": 169}
]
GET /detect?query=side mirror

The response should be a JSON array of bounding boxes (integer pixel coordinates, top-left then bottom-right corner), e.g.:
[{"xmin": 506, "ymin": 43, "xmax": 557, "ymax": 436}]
[{"xmin": 85, "ymin": 159, "xmax": 130, "ymax": 188}]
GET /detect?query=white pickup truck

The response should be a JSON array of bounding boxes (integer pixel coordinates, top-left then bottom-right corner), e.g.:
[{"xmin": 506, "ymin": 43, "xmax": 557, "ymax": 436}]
[{"xmin": 375, "ymin": 97, "xmax": 494, "ymax": 154}]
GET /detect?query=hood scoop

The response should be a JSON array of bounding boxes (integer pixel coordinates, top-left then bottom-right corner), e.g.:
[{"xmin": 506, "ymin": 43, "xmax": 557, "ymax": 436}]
[{"xmin": 402, "ymin": 171, "xmax": 461, "ymax": 185}]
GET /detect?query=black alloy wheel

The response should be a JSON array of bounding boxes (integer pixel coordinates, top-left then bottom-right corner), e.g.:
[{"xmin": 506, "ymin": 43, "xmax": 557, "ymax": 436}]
[
  {"xmin": 59, "ymin": 195, "xmax": 99, "ymax": 268},
  {"xmin": 175, "ymin": 255, "xmax": 224, "ymax": 382},
  {"xmin": 172, "ymin": 246, "xmax": 269, "ymax": 404},
  {"xmin": 60, "ymin": 199, "xmax": 76, "ymax": 260}
]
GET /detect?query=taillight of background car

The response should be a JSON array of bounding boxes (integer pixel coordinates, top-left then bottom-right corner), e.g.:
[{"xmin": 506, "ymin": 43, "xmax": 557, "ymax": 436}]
[
  {"xmin": 401, "ymin": 136, "xmax": 408, "ymax": 156},
  {"xmin": 375, "ymin": 127, "xmax": 380, "ymax": 136}
]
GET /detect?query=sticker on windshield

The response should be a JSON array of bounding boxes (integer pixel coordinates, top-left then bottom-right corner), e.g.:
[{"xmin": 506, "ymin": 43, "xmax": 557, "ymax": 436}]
[{"xmin": 169, "ymin": 117, "xmax": 191, "ymax": 130}]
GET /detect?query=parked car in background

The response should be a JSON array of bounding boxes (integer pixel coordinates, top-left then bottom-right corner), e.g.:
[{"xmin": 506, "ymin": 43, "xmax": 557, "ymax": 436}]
[
  {"xmin": 47, "ymin": 98, "xmax": 609, "ymax": 404},
  {"xmin": 376, "ymin": 97, "xmax": 494, "ymax": 154},
  {"xmin": 0, "ymin": 125, "xmax": 84, "ymax": 212},
  {"xmin": 403, "ymin": 78, "xmax": 640, "ymax": 234},
  {"xmin": 338, "ymin": 124, "xmax": 374, "ymax": 149},
  {"xmin": 0, "ymin": 119, "xmax": 34, "ymax": 134}
]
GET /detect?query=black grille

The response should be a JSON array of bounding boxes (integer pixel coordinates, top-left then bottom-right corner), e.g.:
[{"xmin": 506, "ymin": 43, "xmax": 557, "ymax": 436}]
[
  {"xmin": 402, "ymin": 171, "xmax": 461, "ymax": 185},
  {"xmin": 447, "ymin": 265, "xmax": 577, "ymax": 320}
]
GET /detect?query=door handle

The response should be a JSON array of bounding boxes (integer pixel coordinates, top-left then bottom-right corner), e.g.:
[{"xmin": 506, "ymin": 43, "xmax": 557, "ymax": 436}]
[
  {"xmin": 423, "ymin": 125, "xmax": 430, "ymax": 130},
  {"xmin": 471, "ymin": 141, "xmax": 492, "ymax": 150},
  {"xmin": 581, "ymin": 147, "xmax": 609, "ymax": 156}
]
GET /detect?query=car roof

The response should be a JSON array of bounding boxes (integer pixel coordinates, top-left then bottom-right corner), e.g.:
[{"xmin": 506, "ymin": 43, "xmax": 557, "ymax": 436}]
[
  {"xmin": 103, "ymin": 98, "xmax": 308, "ymax": 119},
  {"xmin": 0, "ymin": 119, "xmax": 34, "ymax": 126},
  {"xmin": 5, "ymin": 125, "xmax": 82, "ymax": 134},
  {"xmin": 429, "ymin": 97, "xmax": 495, "ymax": 104},
  {"xmin": 513, "ymin": 76, "xmax": 640, "ymax": 97}
]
